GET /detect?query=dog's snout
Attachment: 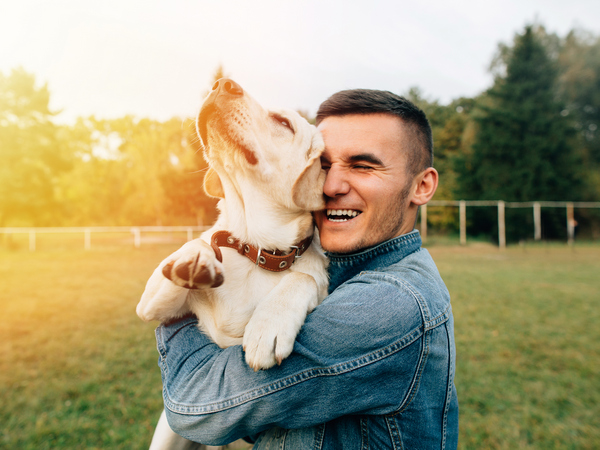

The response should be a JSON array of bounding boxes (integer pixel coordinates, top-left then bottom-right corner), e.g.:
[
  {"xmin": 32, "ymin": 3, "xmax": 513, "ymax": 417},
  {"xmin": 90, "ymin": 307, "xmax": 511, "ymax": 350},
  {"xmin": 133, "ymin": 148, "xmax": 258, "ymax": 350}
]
[{"xmin": 212, "ymin": 78, "xmax": 243, "ymax": 96}]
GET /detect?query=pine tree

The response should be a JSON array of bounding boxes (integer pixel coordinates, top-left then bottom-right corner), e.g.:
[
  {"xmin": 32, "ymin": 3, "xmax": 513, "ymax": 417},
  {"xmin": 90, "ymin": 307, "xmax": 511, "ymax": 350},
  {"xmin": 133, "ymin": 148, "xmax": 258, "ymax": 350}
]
[{"xmin": 456, "ymin": 26, "xmax": 583, "ymax": 241}]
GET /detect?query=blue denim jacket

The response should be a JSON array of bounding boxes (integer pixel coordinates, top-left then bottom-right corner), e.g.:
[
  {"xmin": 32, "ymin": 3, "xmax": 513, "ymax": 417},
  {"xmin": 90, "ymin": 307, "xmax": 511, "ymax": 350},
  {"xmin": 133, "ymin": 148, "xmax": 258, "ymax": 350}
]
[{"xmin": 156, "ymin": 230, "xmax": 458, "ymax": 449}]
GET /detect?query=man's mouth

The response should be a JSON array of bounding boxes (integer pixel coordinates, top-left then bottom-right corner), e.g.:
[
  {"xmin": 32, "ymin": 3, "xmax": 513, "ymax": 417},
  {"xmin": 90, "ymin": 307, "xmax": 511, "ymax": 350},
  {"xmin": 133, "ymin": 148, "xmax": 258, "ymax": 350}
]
[{"xmin": 326, "ymin": 209, "xmax": 362, "ymax": 222}]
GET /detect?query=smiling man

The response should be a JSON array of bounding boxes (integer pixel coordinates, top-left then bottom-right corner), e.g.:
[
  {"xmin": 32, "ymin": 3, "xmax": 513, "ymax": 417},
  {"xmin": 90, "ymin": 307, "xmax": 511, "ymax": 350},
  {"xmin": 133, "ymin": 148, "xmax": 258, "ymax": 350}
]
[
  {"xmin": 156, "ymin": 89, "xmax": 458, "ymax": 449},
  {"xmin": 314, "ymin": 111, "xmax": 435, "ymax": 253}
]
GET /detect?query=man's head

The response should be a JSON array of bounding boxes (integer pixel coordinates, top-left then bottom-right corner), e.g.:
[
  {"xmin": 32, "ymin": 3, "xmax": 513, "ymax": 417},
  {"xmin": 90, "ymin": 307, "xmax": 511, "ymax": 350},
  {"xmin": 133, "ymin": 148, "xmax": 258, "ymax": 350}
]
[
  {"xmin": 313, "ymin": 89, "xmax": 438, "ymax": 254},
  {"xmin": 316, "ymin": 89, "xmax": 433, "ymax": 177}
]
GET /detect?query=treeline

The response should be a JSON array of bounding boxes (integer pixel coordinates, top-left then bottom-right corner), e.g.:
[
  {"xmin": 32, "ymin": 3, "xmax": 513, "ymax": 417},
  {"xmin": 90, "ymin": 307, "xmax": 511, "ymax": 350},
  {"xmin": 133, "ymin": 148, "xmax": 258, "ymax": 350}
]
[
  {"xmin": 408, "ymin": 25, "xmax": 600, "ymax": 241},
  {"xmin": 0, "ymin": 71, "xmax": 219, "ymax": 227},
  {"xmin": 1, "ymin": 25, "xmax": 599, "ymax": 241}
]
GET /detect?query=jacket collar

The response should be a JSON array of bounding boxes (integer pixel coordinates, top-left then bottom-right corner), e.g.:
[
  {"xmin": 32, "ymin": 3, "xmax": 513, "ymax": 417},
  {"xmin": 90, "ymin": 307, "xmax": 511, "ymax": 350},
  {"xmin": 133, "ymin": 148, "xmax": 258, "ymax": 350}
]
[{"xmin": 325, "ymin": 230, "xmax": 422, "ymax": 293}]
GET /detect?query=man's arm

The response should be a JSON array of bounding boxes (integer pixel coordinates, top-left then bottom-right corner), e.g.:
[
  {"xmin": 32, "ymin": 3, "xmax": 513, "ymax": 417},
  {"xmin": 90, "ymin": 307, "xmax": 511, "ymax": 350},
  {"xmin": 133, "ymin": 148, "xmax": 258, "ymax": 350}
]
[{"xmin": 157, "ymin": 274, "xmax": 436, "ymax": 445}]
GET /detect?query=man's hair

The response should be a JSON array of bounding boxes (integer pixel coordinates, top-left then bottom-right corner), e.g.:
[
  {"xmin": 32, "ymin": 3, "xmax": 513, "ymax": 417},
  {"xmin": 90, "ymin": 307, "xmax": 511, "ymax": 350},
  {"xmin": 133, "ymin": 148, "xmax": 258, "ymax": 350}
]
[{"xmin": 315, "ymin": 89, "xmax": 433, "ymax": 176}]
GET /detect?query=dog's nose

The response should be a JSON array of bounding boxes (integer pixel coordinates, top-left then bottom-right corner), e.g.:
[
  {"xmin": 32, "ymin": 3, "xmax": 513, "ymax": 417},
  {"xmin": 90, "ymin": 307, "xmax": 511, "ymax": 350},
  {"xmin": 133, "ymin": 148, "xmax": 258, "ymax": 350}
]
[{"xmin": 211, "ymin": 78, "xmax": 243, "ymax": 96}]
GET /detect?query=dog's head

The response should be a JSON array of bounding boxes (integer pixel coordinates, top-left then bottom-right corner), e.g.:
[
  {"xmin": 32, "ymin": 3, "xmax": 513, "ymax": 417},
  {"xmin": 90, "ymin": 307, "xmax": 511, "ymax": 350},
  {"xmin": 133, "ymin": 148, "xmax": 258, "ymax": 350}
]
[{"xmin": 197, "ymin": 78, "xmax": 325, "ymax": 212}]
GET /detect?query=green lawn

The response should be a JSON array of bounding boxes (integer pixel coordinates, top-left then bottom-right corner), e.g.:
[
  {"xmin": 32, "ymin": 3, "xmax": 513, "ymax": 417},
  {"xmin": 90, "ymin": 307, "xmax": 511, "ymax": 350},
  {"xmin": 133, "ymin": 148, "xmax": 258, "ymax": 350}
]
[{"xmin": 1, "ymin": 241, "xmax": 598, "ymax": 449}]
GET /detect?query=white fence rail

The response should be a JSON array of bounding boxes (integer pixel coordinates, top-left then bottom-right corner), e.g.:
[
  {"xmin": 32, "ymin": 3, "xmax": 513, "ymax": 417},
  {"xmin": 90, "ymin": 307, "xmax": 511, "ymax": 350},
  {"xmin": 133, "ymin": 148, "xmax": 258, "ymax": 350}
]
[
  {"xmin": 2, "ymin": 201, "xmax": 600, "ymax": 251},
  {"xmin": 0, "ymin": 226, "xmax": 210, "ymax": 252},
  {"xmin": 422, "ymin": 200, "xmax": 600, "ymax": 248}
]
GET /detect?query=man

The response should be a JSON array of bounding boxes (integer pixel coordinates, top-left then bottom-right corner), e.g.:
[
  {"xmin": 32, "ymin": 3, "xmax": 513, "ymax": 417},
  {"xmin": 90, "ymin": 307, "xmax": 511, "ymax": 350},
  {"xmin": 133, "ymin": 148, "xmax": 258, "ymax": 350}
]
[{"xmin": 155, "ymin": 89, "xmax": 458, "ymax": 449}]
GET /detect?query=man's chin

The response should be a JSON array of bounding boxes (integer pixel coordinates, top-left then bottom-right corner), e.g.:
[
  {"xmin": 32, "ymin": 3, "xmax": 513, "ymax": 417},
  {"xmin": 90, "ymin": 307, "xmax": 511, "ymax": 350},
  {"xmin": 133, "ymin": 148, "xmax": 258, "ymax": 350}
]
[{"xmin": 320, "ymin": 235, "xmax": 365, "ymax": 255}]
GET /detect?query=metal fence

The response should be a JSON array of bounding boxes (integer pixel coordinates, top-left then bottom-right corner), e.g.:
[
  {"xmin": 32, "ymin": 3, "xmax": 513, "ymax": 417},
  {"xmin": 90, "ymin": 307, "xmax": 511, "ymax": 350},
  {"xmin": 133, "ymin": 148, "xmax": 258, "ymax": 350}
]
[{"xmin": 421, "ymin": 201, "xmax": 600, "ymax": 248}]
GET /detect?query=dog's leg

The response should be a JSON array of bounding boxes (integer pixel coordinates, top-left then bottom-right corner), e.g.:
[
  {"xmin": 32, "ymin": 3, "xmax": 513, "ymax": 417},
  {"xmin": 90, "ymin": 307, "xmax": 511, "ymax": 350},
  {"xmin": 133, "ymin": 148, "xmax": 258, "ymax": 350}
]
[
  {"xmin": 137, "ymin": 238, "xmax": 224, "ymax": 323},
  {"xmin": 242, "ymin": 272, "xmax": 319, "ymax": 370}
]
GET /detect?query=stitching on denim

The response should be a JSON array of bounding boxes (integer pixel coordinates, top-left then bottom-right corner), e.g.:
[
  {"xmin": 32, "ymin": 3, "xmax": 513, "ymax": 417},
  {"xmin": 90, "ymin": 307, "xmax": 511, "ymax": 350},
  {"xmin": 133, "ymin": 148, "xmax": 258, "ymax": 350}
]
[
  {"xmin": 327, "ymin": 231, "xmax": 420, "ymax": 265},
  {"xmin": 164, "ymin": 319, "xmax": 199, "ymax": 343},
  {"xmin": 155, "ymin": 327, "xmax": 168, "ymax": 376},
  {"xmin": 360, "ymin": 416, "xmax": 369, "ymax": 450},
  {"xmin": 385, "ymin": 416, "xmax": 403, "ymax": 450},
  {"xmin": 357, "ymin": 272, "xmax": 451, "ymax": 330},
  {"xmin": 385, "ymin": 275, "xmax": 451, "ymax": 331},
  {"xmin": 280, "ymin": 428, "xmax": 287, "ymax": 450},
  {"xmin": 441, "ymin": 321, "xmax": 454, "ymax": 449},
  {"xmin": 397, "ymin": 325, "xmax": 430, "ymax": 414},
  {"xmin": 163, "ymin": 324, "xmax": 424, "ymax": 414},
  {"xmin": 313, "ymin": 423, "xmax": 325, "ymax": 450}
]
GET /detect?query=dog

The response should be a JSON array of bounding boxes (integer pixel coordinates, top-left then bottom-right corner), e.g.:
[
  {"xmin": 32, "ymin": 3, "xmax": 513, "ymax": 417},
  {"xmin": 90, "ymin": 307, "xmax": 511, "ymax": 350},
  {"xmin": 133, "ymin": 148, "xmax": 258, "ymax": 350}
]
[{"xmin": 137, "ymin": 78, "xmax": 329, "ymax": 449}]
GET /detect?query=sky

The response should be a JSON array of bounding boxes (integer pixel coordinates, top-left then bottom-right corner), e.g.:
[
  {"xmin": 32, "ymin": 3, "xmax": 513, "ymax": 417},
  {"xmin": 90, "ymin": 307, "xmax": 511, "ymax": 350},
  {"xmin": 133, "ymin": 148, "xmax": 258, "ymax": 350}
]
[{"xmin": 1, "ymin": 0, "xmax": 599, "ymax": 123}]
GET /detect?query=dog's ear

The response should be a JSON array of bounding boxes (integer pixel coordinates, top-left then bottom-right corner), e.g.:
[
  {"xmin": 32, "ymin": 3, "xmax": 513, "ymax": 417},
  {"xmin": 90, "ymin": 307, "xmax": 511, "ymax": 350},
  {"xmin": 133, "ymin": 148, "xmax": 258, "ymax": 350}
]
[
  {"xmin": 203, "ymin": 167, "xmax": 225, "ymax": 198},
  {"xmin": 292, "ymin": 134, "xmax": 326, "ymax": 211}
]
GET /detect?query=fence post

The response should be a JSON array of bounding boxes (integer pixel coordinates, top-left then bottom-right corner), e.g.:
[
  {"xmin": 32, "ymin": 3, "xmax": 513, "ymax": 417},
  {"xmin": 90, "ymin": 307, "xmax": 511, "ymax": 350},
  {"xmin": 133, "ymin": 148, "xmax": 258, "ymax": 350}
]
[
  {"xmin": 566, "ymin": 202, "xmax": 575, "ymax": 245},
  {"xmin": 187, "ymin": 227, "xmax": 193, "ymax": 242},
  {"xmin": 29, "ymin": 230, "xmax": 36, "ymax": 252},
  {"xmin": 132, "ymin": 228, "xmax": 141, "ymax": 248},
  {"xmin": 420, "ymin": 204, "xmax": 427, "ymax": 243},
  {"xmin": 84, "ymin": 228, "xmax": 91, "ymax": 250},
  {"xmin": 533, "ymin": 202, "xmax": 541, "ymax": 241},
  {"xmin": 459, "ymin": 200, "xmax": 466, "ymax": 245},
  {"xmin": 498, "ymin": 201, "xmax": 506, "ymax": 249}
]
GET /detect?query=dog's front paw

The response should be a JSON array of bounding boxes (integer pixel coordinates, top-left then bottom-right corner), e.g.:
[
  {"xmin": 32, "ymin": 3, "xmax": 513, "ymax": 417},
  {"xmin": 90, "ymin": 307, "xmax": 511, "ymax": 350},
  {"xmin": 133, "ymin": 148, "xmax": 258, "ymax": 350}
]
[
  {"xmin": 162, "ymin": 242, "xmax": 224, "ymax": 289},
  {"xmin": 242, "ymin": 308, "xmax": 299, "ymax": 371}
]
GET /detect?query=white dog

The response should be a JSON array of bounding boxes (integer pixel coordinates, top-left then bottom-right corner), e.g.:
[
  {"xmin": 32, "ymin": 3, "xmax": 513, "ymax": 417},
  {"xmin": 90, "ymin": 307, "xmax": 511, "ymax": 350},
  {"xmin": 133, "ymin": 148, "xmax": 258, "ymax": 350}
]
[{"xmin": 137, "ymin": 78, "xmax": 329, "ymax": 449}]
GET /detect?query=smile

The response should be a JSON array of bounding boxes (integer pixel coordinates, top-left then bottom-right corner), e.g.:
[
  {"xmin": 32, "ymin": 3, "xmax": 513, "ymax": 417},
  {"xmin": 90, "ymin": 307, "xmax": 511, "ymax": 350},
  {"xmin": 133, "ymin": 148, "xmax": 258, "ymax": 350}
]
[{"xmin": 326, "ymin": 209, "xmax": 362, "ymax": 222}]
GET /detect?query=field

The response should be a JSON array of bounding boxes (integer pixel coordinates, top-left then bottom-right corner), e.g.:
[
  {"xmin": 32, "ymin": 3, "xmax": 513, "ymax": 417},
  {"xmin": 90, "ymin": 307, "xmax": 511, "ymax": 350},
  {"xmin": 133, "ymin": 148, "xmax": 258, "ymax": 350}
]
[{"xmin": 1, "ymin": 236, "xmax": 599, "ymax": 449}]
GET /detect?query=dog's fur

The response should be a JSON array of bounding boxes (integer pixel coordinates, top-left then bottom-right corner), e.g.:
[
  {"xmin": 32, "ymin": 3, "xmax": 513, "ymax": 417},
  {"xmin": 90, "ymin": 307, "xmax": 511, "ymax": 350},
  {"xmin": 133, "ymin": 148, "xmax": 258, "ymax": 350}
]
[{"xmin": 137, "ymin": 79, "xmax": 329, "ymax": 449}]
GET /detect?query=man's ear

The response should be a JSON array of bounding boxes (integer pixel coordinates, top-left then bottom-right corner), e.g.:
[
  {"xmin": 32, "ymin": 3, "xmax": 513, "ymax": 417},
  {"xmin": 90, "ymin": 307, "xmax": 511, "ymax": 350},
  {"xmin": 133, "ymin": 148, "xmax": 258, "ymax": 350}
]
[
  {"xmin": 410, "ymin": 167, "xmax": 439, "ymax": 205},
  {"xmin": 203, "ymin": 167, "xmax": 224, "ymax": 198},
  {"xmin": 292, "ymin": 133, "xmax": 326, "ymax": 211}
]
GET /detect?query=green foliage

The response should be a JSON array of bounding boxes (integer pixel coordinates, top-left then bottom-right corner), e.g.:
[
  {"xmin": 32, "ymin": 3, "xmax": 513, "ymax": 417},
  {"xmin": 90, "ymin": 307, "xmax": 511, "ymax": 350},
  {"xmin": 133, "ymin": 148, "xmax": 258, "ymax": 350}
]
[
  {"xmin": 557, "ymin": 29, "xmax": 600, "ymax": 198},
  {"xmin": 0, "ymin": 68, "xmax": 72, "ymax": 226},
  {"xmin": 406, "ymin": 88, "xmax": 476, "ymax": 232},
  {"xmin": 455, "ymin": 26, "xmax": 584, "ymax": 242},
  {"xmin": 2, "ymin": 41, "xmax": 599, "ymax": 239},
  {"xmin": 0, "ymin": 69, "xmax": 218, "ymax": 227}
]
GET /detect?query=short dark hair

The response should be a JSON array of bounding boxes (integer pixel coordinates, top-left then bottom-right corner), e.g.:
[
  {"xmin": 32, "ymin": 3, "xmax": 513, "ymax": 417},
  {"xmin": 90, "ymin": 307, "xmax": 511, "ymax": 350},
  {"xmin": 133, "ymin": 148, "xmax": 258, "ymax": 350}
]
[{"xmin": 315, "ymin": 89, "xmax": 433, "ymax": 176}]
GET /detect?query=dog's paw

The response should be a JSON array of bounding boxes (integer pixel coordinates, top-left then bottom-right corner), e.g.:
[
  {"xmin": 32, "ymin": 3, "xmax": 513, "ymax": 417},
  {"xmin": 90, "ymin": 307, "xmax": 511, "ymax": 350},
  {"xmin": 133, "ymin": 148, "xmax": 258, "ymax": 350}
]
[
  {"xmin": 242, "ymin": 308, "xmax": 300, "ymax": 371},
  {"xmin": 162, "ymin": 242, "xmax": 224, "ymax": 289}
]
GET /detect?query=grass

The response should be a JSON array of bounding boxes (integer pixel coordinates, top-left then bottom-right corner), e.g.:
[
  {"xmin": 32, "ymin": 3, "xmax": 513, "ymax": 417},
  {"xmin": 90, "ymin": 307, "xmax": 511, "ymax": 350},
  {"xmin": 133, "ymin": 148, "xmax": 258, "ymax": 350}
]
[
  {"xmin": 428, "ymin": 242, "xmax": 600, "ymax": 449},
  {"xmin": 1, "ymin": 239, "xmax": 599, "ymax": 448}
]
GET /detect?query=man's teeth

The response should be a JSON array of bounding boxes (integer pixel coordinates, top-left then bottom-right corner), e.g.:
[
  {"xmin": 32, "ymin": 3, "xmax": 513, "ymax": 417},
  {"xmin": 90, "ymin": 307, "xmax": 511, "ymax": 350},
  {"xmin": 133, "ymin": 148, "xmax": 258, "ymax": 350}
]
[{"xmin": 326, "ymin": 209, "xmax": 361, "ymax": 222}]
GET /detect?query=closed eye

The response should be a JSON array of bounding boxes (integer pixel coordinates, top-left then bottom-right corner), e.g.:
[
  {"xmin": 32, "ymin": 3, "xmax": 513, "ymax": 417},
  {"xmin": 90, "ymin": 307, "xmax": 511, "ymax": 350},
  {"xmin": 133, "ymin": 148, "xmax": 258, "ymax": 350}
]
[{"xmin": 271, "ymin": 114, "xmax": 294, "ymax": 133}]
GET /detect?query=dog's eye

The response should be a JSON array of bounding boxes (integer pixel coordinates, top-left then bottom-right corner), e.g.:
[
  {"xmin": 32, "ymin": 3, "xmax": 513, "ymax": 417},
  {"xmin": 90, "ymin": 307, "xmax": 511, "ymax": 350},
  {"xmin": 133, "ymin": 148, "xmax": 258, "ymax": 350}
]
[{"xmin": 271, "ymin": 114, "xmax": 294, "ymax": 132}]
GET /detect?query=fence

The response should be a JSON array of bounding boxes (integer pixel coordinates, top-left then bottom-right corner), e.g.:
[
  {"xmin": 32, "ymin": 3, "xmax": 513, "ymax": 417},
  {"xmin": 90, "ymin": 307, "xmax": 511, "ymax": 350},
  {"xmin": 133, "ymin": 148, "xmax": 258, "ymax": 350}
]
[
  {"xmin": 421, "ymin": 201, "xmax": 600, "ymax": 248},
  {"xmin": 0, "ymin": 226, "xmax": 210, "ymax": 252},
  {"xmin": 2, "ymin": 201, "xmax": 600, "ymax": 251}
]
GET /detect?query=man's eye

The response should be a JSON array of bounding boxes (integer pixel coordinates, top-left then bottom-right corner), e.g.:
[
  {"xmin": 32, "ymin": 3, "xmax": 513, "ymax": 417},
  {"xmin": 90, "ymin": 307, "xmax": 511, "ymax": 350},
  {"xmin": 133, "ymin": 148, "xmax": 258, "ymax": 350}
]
[{"xmin": 354, "ymin": 165, "xmax": 373, "ymax": 170}]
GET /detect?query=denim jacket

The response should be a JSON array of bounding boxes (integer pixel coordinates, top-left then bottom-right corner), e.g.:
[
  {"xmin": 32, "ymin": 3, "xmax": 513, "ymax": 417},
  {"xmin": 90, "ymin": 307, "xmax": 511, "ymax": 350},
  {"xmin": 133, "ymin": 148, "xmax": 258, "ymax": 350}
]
[{"xmin": 156, "ymin": 230, "xmax": 458, "ymax": 449}]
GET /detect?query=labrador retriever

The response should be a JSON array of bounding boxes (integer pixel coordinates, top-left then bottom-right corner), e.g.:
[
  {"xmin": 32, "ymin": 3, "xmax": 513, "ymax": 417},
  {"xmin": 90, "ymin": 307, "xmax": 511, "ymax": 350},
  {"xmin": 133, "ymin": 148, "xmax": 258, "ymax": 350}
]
[{"xmin": 137, "ymin": 78, "xmax": 329, "ymax": 449}]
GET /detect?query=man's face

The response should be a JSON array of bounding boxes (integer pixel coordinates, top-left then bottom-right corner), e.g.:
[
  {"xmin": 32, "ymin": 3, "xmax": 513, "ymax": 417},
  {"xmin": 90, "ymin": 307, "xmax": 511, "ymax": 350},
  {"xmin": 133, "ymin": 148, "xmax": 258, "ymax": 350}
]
[{"xmin": 313, "ymin": 113, "xmax": 417, "ymax": 254}]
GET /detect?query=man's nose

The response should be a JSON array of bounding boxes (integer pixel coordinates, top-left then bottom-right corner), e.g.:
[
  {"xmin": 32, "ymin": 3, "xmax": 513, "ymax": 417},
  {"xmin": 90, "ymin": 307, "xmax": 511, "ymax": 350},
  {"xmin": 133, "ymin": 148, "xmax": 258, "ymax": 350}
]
[{"xmin": 323, "ymin": 165, "xmax": 351, "ymax": 198}]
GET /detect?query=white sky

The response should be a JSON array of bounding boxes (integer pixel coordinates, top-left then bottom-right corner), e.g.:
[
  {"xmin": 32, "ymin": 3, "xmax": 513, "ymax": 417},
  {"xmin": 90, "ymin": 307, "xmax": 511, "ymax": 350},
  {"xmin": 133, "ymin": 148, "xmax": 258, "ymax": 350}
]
[{"xmin": 1, "ymin": 0, "xmax": 599, "ymax": 123}]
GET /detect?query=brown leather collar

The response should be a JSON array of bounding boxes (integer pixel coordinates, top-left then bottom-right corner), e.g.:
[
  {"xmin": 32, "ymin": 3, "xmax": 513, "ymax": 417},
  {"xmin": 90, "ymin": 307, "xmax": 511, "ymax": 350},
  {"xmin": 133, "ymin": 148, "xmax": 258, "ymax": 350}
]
[{"xmin": 210, "ymin": 230, "xmax": 313, "ymax": 272}]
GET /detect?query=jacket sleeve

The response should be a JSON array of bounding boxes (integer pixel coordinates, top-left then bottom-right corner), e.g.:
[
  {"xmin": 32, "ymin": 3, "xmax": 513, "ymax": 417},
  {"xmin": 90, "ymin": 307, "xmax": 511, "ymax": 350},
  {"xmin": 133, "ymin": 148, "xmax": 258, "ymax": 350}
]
[{"xmin": 157, "ymin": 273, "xmax": 432, "ymax": 445}]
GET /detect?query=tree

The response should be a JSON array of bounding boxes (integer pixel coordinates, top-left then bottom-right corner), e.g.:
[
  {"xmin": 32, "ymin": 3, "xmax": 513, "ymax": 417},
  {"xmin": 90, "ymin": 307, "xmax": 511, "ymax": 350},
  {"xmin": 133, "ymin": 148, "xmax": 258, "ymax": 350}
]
[
  {"xmin": 0, "ymin": 68, "xmax": 72, "ymax": 226},
  {"xmin": 407, "ymin": 88, "xmax": 476, "ymax": 233},
  {"xmin": 456, "ymin": 25, "xmax": 583, "ymax": 242},
  {"xmin": 557, "ymin": 29, "xmax": 600, "ymax": 197},
  {"xmin": 62, "ymin": 116, "xmax": 218, "ymax": 226}
]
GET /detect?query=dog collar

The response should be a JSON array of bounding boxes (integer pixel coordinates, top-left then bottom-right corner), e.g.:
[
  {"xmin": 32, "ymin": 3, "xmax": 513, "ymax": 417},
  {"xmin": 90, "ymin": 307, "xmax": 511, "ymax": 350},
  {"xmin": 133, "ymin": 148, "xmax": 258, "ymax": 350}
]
[{"xmin": 210, "ymin": 230, "xmax": 313, "ymax": 272}]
